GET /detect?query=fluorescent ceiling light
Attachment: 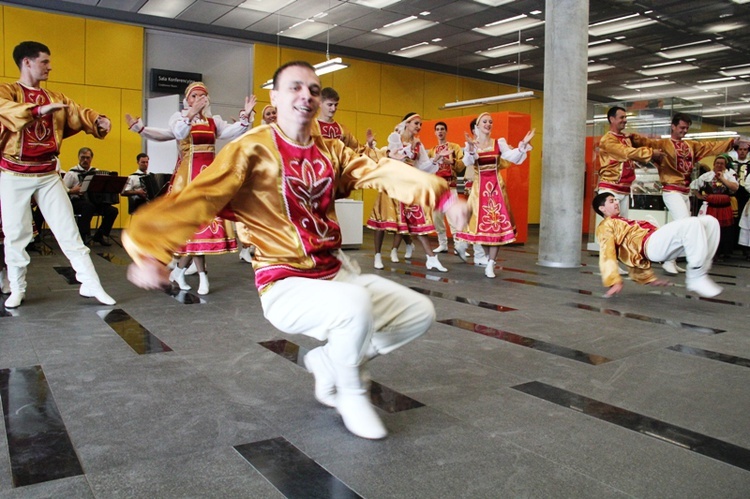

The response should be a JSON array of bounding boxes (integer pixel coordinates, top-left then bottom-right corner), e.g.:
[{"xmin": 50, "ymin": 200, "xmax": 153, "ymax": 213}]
[
  {"xmin": 473, "ymin": 14, "xmax": 544, "ymax": 37},
  {"xmin": 695, "ymin": 80, "xmax": 750, "ymax": 91},
  {"xmin": 680, "ymin": 93, "xmax": 722, "ymax": 101},
  {"xmin": 390, "ymin": 43, "xmax": 444, "ymax": 58},
  {"xmin": 238, "ymin": 0, "xmax": 295, "ymax": 13},
  {"xmin": 720, "ymin": 64, "xmax": 750, "ymax": 77},
  {"xmin": 373, "ymin": 17, "xmax": 437, "ymax": 37},
  {"xmin": 609, "ymin": 87, "xmax": 706, "ymax": 100},
  {"xmin": 588, "ymin": 64, "xmax": 614, "ymax": 73},
  {"xmin": 714, "ymin": 102, "xmax": 750, "ymax": 111},
  {"xmin": 279, "ymin": 20, "xmax": 330, "ymax": 39},
  {"xmin": 350, "ymin": 0, "xmax": 401, "ymax": 7},
  {"xmin": 476, "ymin": 42, "xmax": 537, "ymax": 59},
  {"xmin": 441, "ymin": 91, "xmax": 536, "ymax": 110},
  {"xmin": 479, "ymin": 63, "xmax": 532, "ymax": 75},
  {"xmin": 138, "ymin": 0, "xmax": 193, "ymax": 17},
  {"xmin": 697, "ymin": 76, "xmax": 735, "ymax": 84},
  {"xmin": 473, "ymin": 0, "xmax": 516, "ymax": 6},
  {"xmin": 638, "ymin": 64, "xmax": 699, "ymax": 76},
  {"xmin": 588, "ymin": 43, "xmax": 631, "ymax": 57},
  {"xmin": 702, "ymin": 112, "xmax": 741, "ymax": 118},
  {"xmin": 588, "ymin": 13, "xmax": 657, "ymax": 37},
  {"xmin": 731, "ymin": 0, "xmax": 750, "ymax": 4},
  {"xmin": 657, "ymin": 43, "xmax": 730, "ymax": 59},
  {"xmin": 621, "ymin": 80, "xmax": 674, "ymax": 89},
  {"xmin": 588, "ymin": 79, "xmax": 601, "ymax": 85},
  {"xmin": 702, "ymin": 21, "xmax": 746, "ymax": 34}
]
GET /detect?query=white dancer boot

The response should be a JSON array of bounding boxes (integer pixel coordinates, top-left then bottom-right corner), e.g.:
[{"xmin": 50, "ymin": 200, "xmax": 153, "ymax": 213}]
[
  {"xmin": 390, "ymin": 248, "xmax": 399, "ymax": 263},
  {"xmin": 170, "ymin": 267, "xmax": 191, "ymax": 290},
  {"xmin": 374, "ymin": 253, "xmax": 384, "ymax": 270},
  {"xmin": 4, "ymin": 292, "xmax": 24, "ymax": 309},
  {"xmin": 79, "ymin": 283, "xmax": 116, "ymax": 305},
  {"xmin": 686, "ymin": 275, "xmax": 723, "ymax": 298},
  {"xmin": 425, "ymin": 255, "xmax": 448, "ymax": 272},
  {"xmin": 4, "ymin": 266, "xmax": 26, "ymax": 307},
  {"xmin": 334, "ymin": 363, "xmax": 387, "ymax": 440},
  {"xmin": 662, "ymin": 260, "xmax": 679, "ymax": 275},
  {"xmin": 404, "ymin": 243, "xmax": 415, "ymax": 259},
  {"xmin": 304, "ymin": 347, "xmax": 337, "ymax": 408},
  {"xmin": 474, "ymin": 255, "xmax": 489, "ymax": 267},
  {"xmin": 0, "ymin": 268, "xmax": 10, "ymax": 294},
  {"xmin": 485, "ymin": 260, "xmax": 496, "ymax": 278},
  {"xmin": 197, "ymin": 272, "xmax": 210, "ymax": 295},
  {"xmin": 433, "ymin": 243, "xmax": 448, "ymax": 253},
  {"xmin": 455, "ymin": 241, "xmax": 470, "ymax": 262}
]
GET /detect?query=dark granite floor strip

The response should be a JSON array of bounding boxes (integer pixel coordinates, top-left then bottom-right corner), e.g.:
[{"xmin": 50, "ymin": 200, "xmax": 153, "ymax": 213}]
[
  {"xmin": 165, "ymin": 287, "xmax": 205, "ymax": 304},
  {"xmin": 440, "ymin": 319, "xmax": 612, "ymax": 365},
  {"xmin": 385, "ymin": 267, "xmax": 458, "ymax": 283},
  {"xmin": 409, "ymin": 287, "xmax": 517, "ymax": 312},
  {"xmin": 259, "ymin": 340, "xmax": 424, "ymax": 413},
  {"xmin": 512, "ymin": 381, "xmax": 750, "ymax": 472},
  {"xmin": 53, "ymin": 266, "xmax": 78, "ymax": 285},
  {"xmin": 97, "ymin": 309, "xmax": 172, "ymax": 354},
  {"xmin": 566, "ymin": 303, "xmax": 725, "ymax": 334},
  {"xmin": 667, "ymin": 345, "xmax": 750, "ymax": 368},
  {"xmin": 0, "ymin": 366, "xmax": 84, "ymax": 487},
  {"xmin": 647, "ymin": 290, "xmax": 748, "ymax": 307},
  {"xmin": 503, "ymin": 277, "xmax": 594, "ymax": 295},
  {"xmin": 235, "ymin": 437, "xmax": 362, "ymax": 499}
]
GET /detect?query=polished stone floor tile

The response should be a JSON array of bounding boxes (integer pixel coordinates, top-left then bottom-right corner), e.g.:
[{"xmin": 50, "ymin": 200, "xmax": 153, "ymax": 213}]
[
  {"xmin": 512, "ymin": 381, "xmax": 750, "ymax": 472},
  {"xmin": 235, "ymin": 437, "xmax": 362, "ymax": 499},
  {"xmin": 384, "ymin": 267, "xmax": 458, "ymax": 283},
  {"xmin": 667, "ymin": 344, "xmax": 750, "ymax": 368},
  {"xmin": 440, "ymin": 318, "xmax": 612, "ymax": 365},
  {"xmin": 53, "ymin": 266, "xmax": 79, "ymax": 285},
  {"xmin": 165, "ymin": 287, "xmax": 205, "ymax": 304},
  {"xmin": 259, "ymin": 339, "xmax": 424, "ymax": 413},
  {"xmin": 409, "ymin": 287, "xmax": 517, "ymax": 312},
  {"xmin": 0, "ymin": 366, "xmax": 84, "ymax": 487},
  {"xmin": 567, "ymin": 303, "xmax": 725, "ymax": 334},
  {"xmin": 96, "ymin": 252, "xmax": 131, "ymax": 266},
  {"xmin": 97, "ymin": 309, "xmax": 172, "ymax": 354}
]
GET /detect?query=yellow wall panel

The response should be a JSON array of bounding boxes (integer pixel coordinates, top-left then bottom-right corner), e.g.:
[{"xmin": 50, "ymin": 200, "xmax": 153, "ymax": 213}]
[
  {"xmin": 0, "ymin": 8, "xmax": 4, "ymax": 76},
  {"xmin": 331, "ymin": 59, "xmax": 381, "ymax": 114},
  {"xmin": 119, "ymin": 89, "xmax": 145, "ymax": 227},
  {"xmin": 3, "ymin": 7, "xmax": 85, "ymax": 84},
  {"xmin": 380, "ymin": 66, "xmax": 425, "ymax": 117},
  {"xmin": 422, "ymin": 71, "xmax": 465, "ymax": 121},
  {"xmin": 85, "ymin": 20, "xmax": 142, "ymax": 90}
]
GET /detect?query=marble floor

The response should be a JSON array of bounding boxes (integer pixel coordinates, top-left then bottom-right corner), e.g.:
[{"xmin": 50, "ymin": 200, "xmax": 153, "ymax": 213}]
[{"xmin": 1, "ymin": 228, "xmax": 748, "ymax": 498}]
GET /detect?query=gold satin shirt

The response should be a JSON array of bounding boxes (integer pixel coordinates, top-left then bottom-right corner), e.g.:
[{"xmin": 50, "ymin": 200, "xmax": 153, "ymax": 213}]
[{"xmin": 596, "ymin": 216, "xmax": 659, "ymax": 287}]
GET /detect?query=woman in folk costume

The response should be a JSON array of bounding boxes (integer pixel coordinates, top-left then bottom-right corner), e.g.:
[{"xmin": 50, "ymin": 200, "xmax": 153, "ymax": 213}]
[
  {"xmin": 367, "ymin": 112, "xmax": 448, "ymax": 272},
  {"xmin": 457, "ymin": 112, "xmax": 534, "ymax": 278},
  {"xmin": 125, "ymin": 82, "xmax": 255, "ymax": 294},
  {"xmin": 237, "ymin": 105, "xmax": 277, "ymax": 265},
  {"xmin": 691, "ymin": 154, "xmax": 738, "ymax": 260}
]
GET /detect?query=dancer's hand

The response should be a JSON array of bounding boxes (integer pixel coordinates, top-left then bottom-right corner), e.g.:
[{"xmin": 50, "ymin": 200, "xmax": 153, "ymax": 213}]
[
  {"xmin": 366, "ymin": 128, "xmax": 376, "ymax": 147},
  {"xmin": 125, "ymin": 114, "xmax": 137, "ymax": 128},
  {"xmin": 96, "ymin": 116, "xmax": 111, "ymax": 133},
  {"xmin": 521, "ymin": 128, "xmax": 535, "ymax": 147},
  {"xmin": 445, "ymin": 199, "xmax": 470, "ymax": 231},
  {"xmin": 244, "ymin": 94, "xmax": 257, "ymax": 115},
  {"xmin": 464, "ymin": 132, "xmax": 478, "ymax": 153},
  {"xmin": 604, "ymin": 282, "xmax": 623, "ymax": 297},
  {"xmin": 127, "ymin": 257, "xmax": 170, "ymax": 291}
]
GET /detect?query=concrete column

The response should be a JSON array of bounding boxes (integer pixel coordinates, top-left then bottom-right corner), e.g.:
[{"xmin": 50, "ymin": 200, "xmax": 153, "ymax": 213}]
[{"xmin": 538, "ymin": 0, "xmax": 589, "ymax": 268}]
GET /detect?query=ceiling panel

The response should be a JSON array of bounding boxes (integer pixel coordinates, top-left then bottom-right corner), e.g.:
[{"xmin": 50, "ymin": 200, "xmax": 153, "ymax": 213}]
[
  {"xmin": 178, "ymin": 1, "xmax": 234, "ymax": 23},
  {"xmin": 212, "ymin": 7, "xmax": 269, "ymax": 29}
]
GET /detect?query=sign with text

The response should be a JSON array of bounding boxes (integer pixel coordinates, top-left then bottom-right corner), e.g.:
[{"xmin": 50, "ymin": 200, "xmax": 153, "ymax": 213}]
[{"xmin": 150, "ymin": 69, "xmax": 203, "ymax": 94}]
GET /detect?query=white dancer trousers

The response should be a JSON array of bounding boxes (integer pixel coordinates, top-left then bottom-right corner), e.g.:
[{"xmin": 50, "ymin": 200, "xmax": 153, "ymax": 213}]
[
  {"xmin": 645, "ymin": 216, "xmax": 719, "ymax": 278},
  {"xmin": 662, "ymin": 191, "xmax": 691, "ymax": 220},
  {"xmin": 0, "ymin": 172, "xmax": 102, "ymax": 293},
  {"xmin": 261, "ymin": 266, "xmax": 435, "ymax": 368}
]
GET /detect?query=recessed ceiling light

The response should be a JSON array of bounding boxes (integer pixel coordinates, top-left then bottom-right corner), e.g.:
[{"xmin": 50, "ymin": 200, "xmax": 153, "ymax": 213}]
[
  {"xmin": 479, "ymin": 63, "xmax": 533, "ymax": 75},
  {"xmin": 588, "ymin": 64, "xmax": 614, "ymax": 73},
  {"xmin": 657, "ymin": 42, "xmax": 730, "ymax": 59},
  {"xmin": 473, "ymin": 14, "xmax": 544, "ymax": 37},
  {"xmin": 703, "ymin": 21, "xmax": 746, "ymax": 34},
  {"xmin": 349, "ymin": 0, "xmax": 402, "ymax": 7},
  {"xmin": 697, "ymin": 76, "xmax": 736, "ymax": 84},
  {"xmin": 373, "ymin": 17, "xmax": 437, "ymax": 37},
  {"xmin": 637, "ymin": 64, "xmax": 699, "ymax": 76},
  {"xmin": 473, "ymin": 0, "xmax": 516, "ymax": 6},
  {"xmin": 476, "ymin": 42, "xmax": 537, "ymax": 58},
  {"xmin": 621, "ymin": 80, "xmax": 675, "ymax": 89},
  {"xmin": 588, "ymin": 43, "xmax": 631, "ymax": 57},
  {"xmin": 695, "ymin": 80, "xmax": 750, "ymax": 90},
  {"xmin": 390, "ymin": 42, "xmax": 445, "ymax": 58},
  {"xmin": 237, "ymin": 0, "xmax": 296, "ymax": 13},
  {"xmin": 588, "ymin": 13, "xmax": 657, "ymax": 37}
]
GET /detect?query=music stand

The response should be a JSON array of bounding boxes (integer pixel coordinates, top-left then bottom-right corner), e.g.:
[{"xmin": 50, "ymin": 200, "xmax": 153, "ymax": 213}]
[{"xmin": 85, "ymin": 175, "xmax": 128, "ymax": 246}]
